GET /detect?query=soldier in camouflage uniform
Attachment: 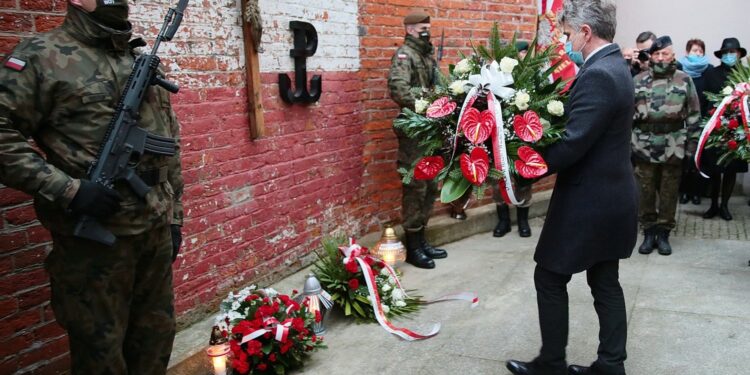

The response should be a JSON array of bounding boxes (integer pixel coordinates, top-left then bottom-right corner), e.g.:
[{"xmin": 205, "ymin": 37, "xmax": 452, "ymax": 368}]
[
  {"xmin": 632, "ymin": 36, "xmax": 701, "ymax": 256},
  {"xmin": 387, "ymin": 10, "xmax": 446, "ymax": 269},
  {"xmin": 0, "ymin": 0, "xmax": 183, "ymax": 373}
]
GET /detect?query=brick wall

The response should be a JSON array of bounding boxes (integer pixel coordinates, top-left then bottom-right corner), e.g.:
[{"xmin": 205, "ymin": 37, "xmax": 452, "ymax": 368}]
[{"xmin": 0, "ymin": 0, "xmax": 539, "ymax": 373}]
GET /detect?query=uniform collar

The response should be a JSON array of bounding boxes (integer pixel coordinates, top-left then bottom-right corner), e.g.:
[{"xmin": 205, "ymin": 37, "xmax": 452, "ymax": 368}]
[
  {"xmin": 404, "ymin": 34, "xmax": 434, "ymax": 56},
  {"xmin": 63, "ymin": 6, "xmax": 133, "ymax": 52}
]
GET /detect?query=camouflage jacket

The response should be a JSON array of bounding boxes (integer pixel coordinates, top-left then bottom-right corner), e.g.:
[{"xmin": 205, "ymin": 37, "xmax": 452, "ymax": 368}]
[
  {"xmin": 0, "ymin": 7, "xmax": 183, "ymax": 235},
  {"xmin": 387, "ymin": 35, "xmax": 438, "ymax": 111},
  {"xmin": 632, "ymin": 68, "xmax": 701, "ymax": 164}
]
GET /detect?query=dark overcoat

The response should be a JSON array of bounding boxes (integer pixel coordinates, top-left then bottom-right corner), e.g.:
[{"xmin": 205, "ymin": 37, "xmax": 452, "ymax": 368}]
[{"xmin": 535, "ymin": 44, "xmax": 639, "ymax": 275}]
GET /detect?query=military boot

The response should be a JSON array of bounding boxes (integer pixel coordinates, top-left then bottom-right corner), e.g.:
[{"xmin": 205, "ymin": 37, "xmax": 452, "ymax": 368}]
[
  {"xmin": 638, "ymin": 227, "xmax": 657, "ymax": 254},
  {"xmin": 493, "ymin": 204, "xmax": 511, "ymax": 237},
  {"xmin": 517, "ymin": 207, "xmax": 531, "ymax": 238},
  {"xmin": 655, "ymin": 228, "xmax": 672, "ymax": 256},
  {"xmin": 404, "ymin": 230, "xmax": 435, "ymax": 269},
  {"xmin": 419, "ymin": 228, "xmax": 447, "ymax": 259}
]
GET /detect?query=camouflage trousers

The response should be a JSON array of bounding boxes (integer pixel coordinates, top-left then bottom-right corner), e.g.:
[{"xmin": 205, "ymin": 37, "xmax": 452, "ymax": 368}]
[
  {"xmin": 634, "ymin": 161, "xmax": 682, "ymax": 231},
  {"xmin": 396, "ymin": 130, "xmax": 438, "ymax": 231},
  {"xmin": 46, "ymin": 225, "xmax": 175, "ymax": 375}
]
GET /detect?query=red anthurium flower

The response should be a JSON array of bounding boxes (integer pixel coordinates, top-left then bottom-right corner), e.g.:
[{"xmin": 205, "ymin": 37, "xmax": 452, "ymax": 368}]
[
  {"xmin": 414, "ymin": 156, "xmax": 444, "ymax": 180},
  {"xmin": 459, "ymin": 107, "xmax": 495, "ymax": 144},
  {"xmin": 727, "ymin": 140, "xmax": 738, "ymax": 150},
  {"xmin": 426, "ymin": 97, "xmax": 457, "ymax": 118},
  {"xmin": 460, "ymin": 148, "xmax": 490, "ymax": 185},
  {"xmin": 514, "ymin": 146, "xmax": 548, "ymax": 179},
  {"xmin": 513, "ymin": 110, "xmax": 543, "ymax": 143},
  {"xmin": 728, "ymin": 118, "xmax": 740, "ymax": 130}
]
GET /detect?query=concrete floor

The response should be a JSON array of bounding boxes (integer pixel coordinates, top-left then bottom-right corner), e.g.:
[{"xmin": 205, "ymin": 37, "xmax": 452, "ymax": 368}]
[{"xmin": 169, "ymin": 197, "xmax": 750, "ymax": 375}]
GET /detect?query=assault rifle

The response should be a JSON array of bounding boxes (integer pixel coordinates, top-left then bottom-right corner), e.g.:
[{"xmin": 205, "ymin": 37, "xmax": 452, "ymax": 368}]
[
  {"xmin": 73, "ymin": 0, "xmax": 189, "ymax": 246},
  {"xmin": 437, "ymin": 29, "xmax": 445, "ymax": 61}
]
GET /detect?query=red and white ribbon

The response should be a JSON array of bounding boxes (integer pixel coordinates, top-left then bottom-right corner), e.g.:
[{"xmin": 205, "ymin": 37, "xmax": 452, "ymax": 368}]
[
  {"xmin": 240, "ymin": 316, "xmax": 293, "ymax": 345},
  {"xmin": 695, "ymin": 93, "xmax": 749, "ymax": 177},
  {"xmin": 339, "ymin": 240, "xmax": 478, "ymax": 341}
]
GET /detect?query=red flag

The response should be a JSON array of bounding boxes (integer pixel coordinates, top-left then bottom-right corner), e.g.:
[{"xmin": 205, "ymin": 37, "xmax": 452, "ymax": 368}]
[{"xmin": 537, "ymin": 0, "xmax": 577, "ymax": 91}]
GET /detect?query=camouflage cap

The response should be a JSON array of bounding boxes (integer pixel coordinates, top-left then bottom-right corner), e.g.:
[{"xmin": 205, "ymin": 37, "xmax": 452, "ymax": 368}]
[
  {"xmin": 404, "ymin": 10, "xmax": 430, "ymax": 25},
  {"xmin": 648, "ymin": 36, "xmax": 673, "ymax": 54}
]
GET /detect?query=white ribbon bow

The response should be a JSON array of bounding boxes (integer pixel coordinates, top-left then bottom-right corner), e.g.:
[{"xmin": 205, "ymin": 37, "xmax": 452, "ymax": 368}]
[{"xmin": 468, "ymin": 61, "xmax": 516, "ymax": 100}]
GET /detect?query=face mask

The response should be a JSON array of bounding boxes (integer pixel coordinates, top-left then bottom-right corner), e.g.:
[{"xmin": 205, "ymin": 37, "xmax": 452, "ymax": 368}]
[
  {"xmin": 686, "ymin": 54, "xmax": 703, "ymax": 63},
  {"xmin": 652, "ymin": 61, "xmax": 677, "ymax": 75},
  {"xmin": 721, "ymin": 53, "xmax": 738, "ymax": 66},
  {"xmin": 565, "ymin": 37, "xmax": 586, "ymax": 67},
  {"xmin": 90, "ymin": 0, "xmax": 129, "ymax": 30},
  {"xmin": 418, "ymin": 30, "xmax": 431, "ymax": 43}
]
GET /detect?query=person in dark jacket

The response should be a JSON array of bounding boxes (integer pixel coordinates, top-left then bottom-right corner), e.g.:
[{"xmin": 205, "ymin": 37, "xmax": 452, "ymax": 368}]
[
  {"xmin": 505, "ymin": 1, "xmax": 637, "ymax": 374},
  {"xmin": 677, "ymin": 39, "xmax": 711, "ymax": 205},
  {"xmin": 701, "ymin": 37, "xmax": 749, "ymax": 221}
]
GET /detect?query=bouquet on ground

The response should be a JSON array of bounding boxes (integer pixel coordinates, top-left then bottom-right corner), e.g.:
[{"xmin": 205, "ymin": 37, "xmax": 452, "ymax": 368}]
[
  {"xmin": 215, "ymin": 286, "xmax": 326, "ymax": 374},
  {"xmin": 394, "ymin": 24, "xmax": 568, "ymax": 205},
  {"xmin": 313, "ymin": 236, "xmax": 421, "ymax": 322},
  {"xmin": 697, "ymin": 63, "xmax": 750, "ymax": 170}
]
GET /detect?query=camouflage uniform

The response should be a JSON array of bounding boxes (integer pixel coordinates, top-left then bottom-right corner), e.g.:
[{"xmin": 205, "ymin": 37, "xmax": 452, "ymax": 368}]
[
  {"xmin": 632, "ymin": 67, "xmax": 701, "ymax": 231},
  {"xmin": 388, "ymin": 34, "xmax": 440, "ymax": 231},
  {"xmin": 0, "ymin": 7, "xmax": 182, "ymax": 374}
]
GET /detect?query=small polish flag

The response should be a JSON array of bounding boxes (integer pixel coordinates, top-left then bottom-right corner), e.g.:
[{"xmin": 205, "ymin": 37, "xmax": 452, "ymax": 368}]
[{"xmin": 4, "ymin": 57, "xmax": 26, "ymax": 71}]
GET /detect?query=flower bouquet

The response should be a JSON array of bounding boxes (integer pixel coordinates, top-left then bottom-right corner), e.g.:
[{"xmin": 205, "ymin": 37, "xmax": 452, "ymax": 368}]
[
  {"xmin": 215, "ymin": 286, "xmax": 326, "ymax": 374},
  {"xmin": 394, "ymin": 24, "xmax": 569, "ymax": 205},
  {"xmin": 312, "ymin": 236, "xmax": 421, "ymax": 322},
  {"xmin": 696, "ymin": 63, "xmax": 750, "ymax": 171}
]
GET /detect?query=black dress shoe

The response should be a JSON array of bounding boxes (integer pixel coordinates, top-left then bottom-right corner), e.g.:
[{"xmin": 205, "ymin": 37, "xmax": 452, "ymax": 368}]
[
  {"xmin": 419, "ymin": 229, "xmax": 447, "ymax": 259},
  {"xmin": 679, "ymin": 194, "xmax": 689, "ymax": 204},
  {"xmin": 692, "ymin": 196, "xmax": 701, "ymax": 205},
  {"xmin": 568, "ymin": 365, "xmax": 590, "ymax": 375},
  {"xmin": 406, "ymin": 249, "xmax": 435, "ymax": 269},
  {"xmin": 703, "ymin": 205, "xmax": 719, "ymax": 219},
  {"xmin": 506, "ymin": 360, "xmax": 531, "ymax": 375},
  {"xmin": 719, "ymin": 205, "xmax": 733, "ymax": 221}
]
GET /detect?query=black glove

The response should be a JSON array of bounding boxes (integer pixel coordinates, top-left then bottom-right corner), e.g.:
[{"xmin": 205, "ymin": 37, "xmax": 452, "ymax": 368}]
[
  {"xmin": 170, "ymin": 224, "xmax": 182, "ymax": 262},
  {"xmin": 68, "ymin": 180, "xmax": 122, "ymax": 219}
]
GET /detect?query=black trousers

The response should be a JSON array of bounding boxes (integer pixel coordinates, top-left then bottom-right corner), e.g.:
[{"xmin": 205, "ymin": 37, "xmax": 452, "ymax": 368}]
[{"xmin": 534, "ymin": 261, "xmax": 627, "ymax": 375}]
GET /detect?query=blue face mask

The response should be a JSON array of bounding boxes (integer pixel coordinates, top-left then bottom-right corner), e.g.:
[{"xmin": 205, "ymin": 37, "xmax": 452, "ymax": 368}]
[
  {"xmin": 686, "ymin": 54, "xmax": 703, "ymax": 63},
  {"xmin": 565, "ymin": 40, "xmax": 585, "ymax": 67},
  {"xmin": 722, "ymin": 53, "xmax": 738, "ymax": 66}
]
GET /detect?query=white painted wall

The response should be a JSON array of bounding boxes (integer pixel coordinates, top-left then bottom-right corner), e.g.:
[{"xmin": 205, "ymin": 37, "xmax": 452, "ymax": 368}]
[
  {"xmin": 614, "ymin": 0, "xmax": 750, "ymax": 65},
  {"xmin": 259, "ymin": 0, "xmax": 360, "ymax": 72}
]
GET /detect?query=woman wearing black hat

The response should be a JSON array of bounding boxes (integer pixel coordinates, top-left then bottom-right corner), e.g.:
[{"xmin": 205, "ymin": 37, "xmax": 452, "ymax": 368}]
[{"xmin": 701, "ymin": 37, "xmax": 749, "ymax": 221}]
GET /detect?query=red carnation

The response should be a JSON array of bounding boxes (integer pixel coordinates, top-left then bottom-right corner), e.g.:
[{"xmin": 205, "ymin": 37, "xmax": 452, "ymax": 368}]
[
  {"xmin": 232, "ymin": 359, "xmax": 250, "ymax": 374},
  {"xmin": 345, "ymin": 260, "xmax": 359, "ymax": 273},
  {"xmin": 269, "ymin": 353, "xmax": 277, "ymax": 362},
  {"xmin": 256, "ymin": 362, "xmax": 267, "ymax": 371},
  {"xmin": 728, "ymin": 140, "xmax": 739, "ymax": 150},
  {"xmin": 414, "ymin": 156, "xmax": 444, "ymax": 180},
  {"xmin": 312, "ymin": 335, "xmax": 318, "ymax": 343},
  {"xmin": 315, "ymin": 310, "xmax": 322, "ymax": 323},
  {"xmin": 426, "ymin": 97, "xmax": 457, "ymax": 118},
  {"xmin": 728, "ymin": 118, "xmax": 740, "ymax": 130},
  {"xmin": 348, "ymin": 278, "xmax": 360, "ymax": 290}
]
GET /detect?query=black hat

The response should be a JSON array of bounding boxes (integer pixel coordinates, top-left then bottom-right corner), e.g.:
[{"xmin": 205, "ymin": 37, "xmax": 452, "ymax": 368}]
[
  {"xmin": 648, "ymin": 36, "xmax": 672, "ymax": 54},
  {"xmin": 714, "ymin": 37, "xmax": 747, "ymax": 58},
  {"xmin": 515, "ymin": 41, "xmax": 530, "ymax": 52}
]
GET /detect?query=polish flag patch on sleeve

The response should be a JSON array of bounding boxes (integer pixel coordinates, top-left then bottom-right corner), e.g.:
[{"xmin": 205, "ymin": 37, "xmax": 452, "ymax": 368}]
[
  {"xmin": 397, "ymin": 54, "xmax": 408, "ymax": 60},
  {"xmin": 4, "ymin": 56, "xmax": 27, "ymax": 71}
]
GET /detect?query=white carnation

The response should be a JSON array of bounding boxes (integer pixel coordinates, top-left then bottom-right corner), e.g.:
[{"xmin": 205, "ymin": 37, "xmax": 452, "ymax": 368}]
[
  {"xmin": 394, "ymin": 300, "xmax": 407, "ymax": 307},
  {"xmin": 381, "ymin": 283, "xmax": 392, "ymax": 292},
  {"xmin": 388, "ymin": 276, "xmax": 396, "ymax": 285},
  {"xmin": 415, "ymin": 98, "xmax": 429, "ymax": 114},
  {"xmin": 449, "ymin": 80, "xmax": 469, "ymax": 95},
  {"xmin": 391, "ymin": 288, "xmax": 405, "ymax": 301},
  {"xmin": 723, "ymin": 86, "xmax": 734, "ymax": 96},
  {"xmin": 231, "ymin": 301, "xmax": 241, "ymax": 311},
  {"xmin": 454, "ymin": 58, "xmax": 472, "ymax": 75},
  {"xmin": 514, "ymin": 91, "xmax": 530, "ymax": 110},
  {"xmin": 499, "ymin": 57, "xmax": 519, "ymax": 74},
  {"xmin": 380, "ymin": 267, "xmax": 390, "ymax": 276},
  {"xmin": 381, "ymin": 304, "xmax": 390, "ymax": 314},
  {"xmin": 547, "ymin": 100, "xmax": 564, "ymax": 116}
]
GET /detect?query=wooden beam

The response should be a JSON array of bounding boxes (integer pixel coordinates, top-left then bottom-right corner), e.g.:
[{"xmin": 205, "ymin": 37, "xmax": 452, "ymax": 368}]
[{"xmin": 241, "ymin": 0, "xmax": 265, "ymax": 139}]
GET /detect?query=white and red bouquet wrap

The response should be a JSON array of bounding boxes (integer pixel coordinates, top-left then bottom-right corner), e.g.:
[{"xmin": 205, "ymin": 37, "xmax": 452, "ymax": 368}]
[{"xmin": 696, "ymin": 81, "xmax": 750, "ymax": 174}]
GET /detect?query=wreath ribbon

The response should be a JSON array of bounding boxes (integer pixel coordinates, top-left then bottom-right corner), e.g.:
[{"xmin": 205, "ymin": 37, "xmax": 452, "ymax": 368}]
[
  {"xmin": 339, "ymin": 239, "xmax": 478, "ymax": 341},
  {"xmin": 240, "ymin": 316, "xmax": 294, "ymax": 345},
  {"xmin": 695, "ymin": 93, "xmax": 749, "ymax": 177}
]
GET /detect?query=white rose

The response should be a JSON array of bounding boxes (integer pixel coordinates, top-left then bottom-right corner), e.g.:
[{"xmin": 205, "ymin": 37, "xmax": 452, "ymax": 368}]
[
  {"xmin": 380, "ymin": 267, "xmax": 390, "ymax": 276},
  {"xmin": 415, "ymin": 98, "xmax": 429, "ymax": 114},
  {"xmin": 722, "ymin": 86, "xmax": 734, "ymax": 96},
  {"xmin": 395, "ymin": 300, "xmax": 407, "ymax": 307},
  {"xmin": 514, "ymin": 91, "xmax": 530, "ymax": 110},
  {"xmin": 547, "ymin": 100, "xmax": 564, "ymax": 116},
  {"xmin": 449, "ymin": 80, "xmax": 469, "ymax": 95},
  {"xmin": 381, "ymin": 304, "xmax": 390, "ymax": 314},
  {"xmin": 454, "ymin": 58, "xmax": 472, "ymax": 75},
  {"xmin": 499, "ymin": 57, "xmax": 519, "ymax": 74},
  {"xmin": 388, "ymin": 276, "xmax": 396, "ymax": 285},
  {"xmin": 381, "ymin": 283, "xmax": 392, "ymax": 292}
]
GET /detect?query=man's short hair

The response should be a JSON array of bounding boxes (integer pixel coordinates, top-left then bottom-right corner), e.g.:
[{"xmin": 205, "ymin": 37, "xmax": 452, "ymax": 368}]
[
  {"xmin": 636, "ymin": 31, "xmax": 657, "ymax": 44},
  {"xmin": 559, "ymin": 0, "xmax": 617, "ymax": 42}
]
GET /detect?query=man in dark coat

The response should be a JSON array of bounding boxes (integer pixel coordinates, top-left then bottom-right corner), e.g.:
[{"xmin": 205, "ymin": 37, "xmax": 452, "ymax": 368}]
[{"xmin": 506, "ymin": 1, "xmax": 637, "ymax": 374}]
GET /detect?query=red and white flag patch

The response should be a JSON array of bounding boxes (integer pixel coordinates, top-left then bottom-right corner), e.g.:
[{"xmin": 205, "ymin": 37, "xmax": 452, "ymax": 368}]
[
  {"xmin": 4, "ymin": 56, "xmax": 26, "ymax": 71},
  {"xmin": 397, "ymin": 53, "xmax": 408, "ymax": 60}
]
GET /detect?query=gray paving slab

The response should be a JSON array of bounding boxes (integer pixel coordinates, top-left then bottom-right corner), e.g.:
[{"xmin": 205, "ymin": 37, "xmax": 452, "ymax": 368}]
[{"xmin": 168, "ymin": 196, "xmax": 750, "ymax": 375}]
